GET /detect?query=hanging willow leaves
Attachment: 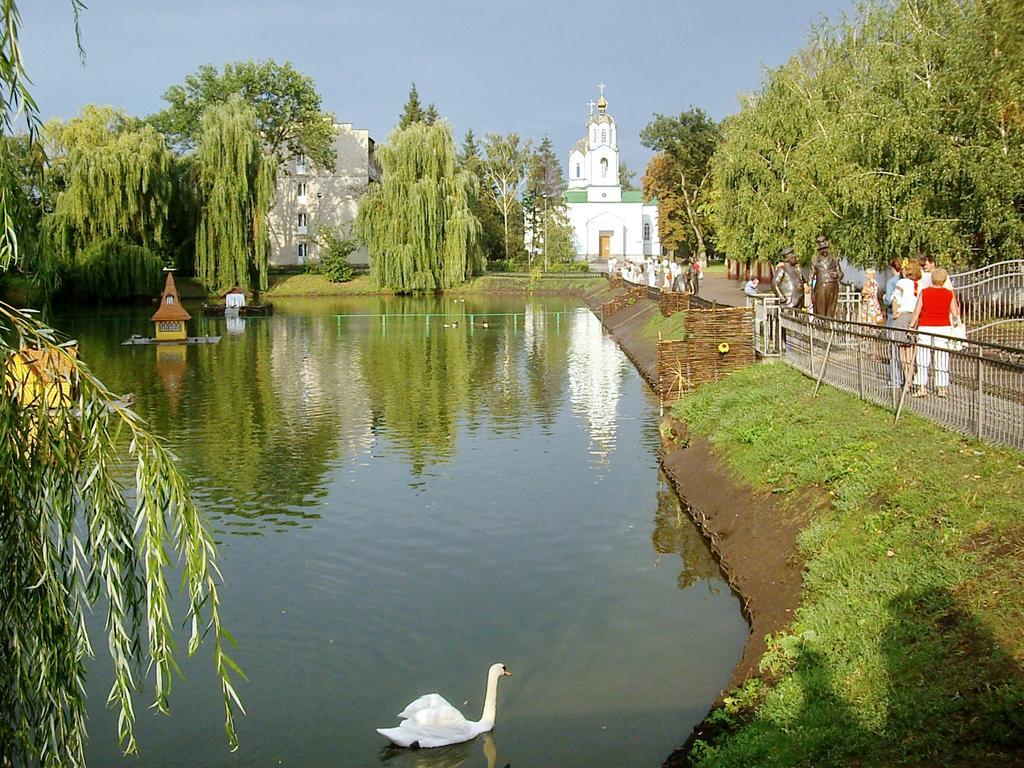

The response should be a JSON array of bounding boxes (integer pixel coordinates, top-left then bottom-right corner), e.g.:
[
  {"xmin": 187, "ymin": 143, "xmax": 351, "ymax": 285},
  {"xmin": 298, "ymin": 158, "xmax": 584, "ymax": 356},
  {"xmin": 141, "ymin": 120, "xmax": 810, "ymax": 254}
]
[
  {"xmin": 1, "ymin": 4, "xmax": 243, "ymax": 767},
  {"xmin": 45, "ymin": 111, "xmax": 174, "ymax": 264},
  {"xmin": 70, "ymin": 237, "xmax": 164, "ymax": 301},
  {"xmin": 356, "ymin": 122, "xmax": 482, "ymax": 293},
  {"xmin": 194, "ymin": 94, "xmax": 276, "ymax": 293},
  {"xmin": 710, "ymin": 0, "xmax": 1024, "ymax": 267}
]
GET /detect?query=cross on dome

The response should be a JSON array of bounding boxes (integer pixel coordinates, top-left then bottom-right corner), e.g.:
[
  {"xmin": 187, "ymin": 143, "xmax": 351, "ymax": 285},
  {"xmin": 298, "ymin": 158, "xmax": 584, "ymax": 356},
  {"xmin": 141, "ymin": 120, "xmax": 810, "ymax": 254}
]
[{"xmin": 587, "ymin": 99, "xmax": 597, "ymax": 116}]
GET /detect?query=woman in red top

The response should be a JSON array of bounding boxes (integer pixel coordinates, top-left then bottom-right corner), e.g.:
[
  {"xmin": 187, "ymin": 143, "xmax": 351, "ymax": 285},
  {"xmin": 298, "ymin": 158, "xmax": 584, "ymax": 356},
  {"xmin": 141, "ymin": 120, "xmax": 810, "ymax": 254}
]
[{"xmin": 910, "ymin": 267, "xmax": 961, "ymax": 397}]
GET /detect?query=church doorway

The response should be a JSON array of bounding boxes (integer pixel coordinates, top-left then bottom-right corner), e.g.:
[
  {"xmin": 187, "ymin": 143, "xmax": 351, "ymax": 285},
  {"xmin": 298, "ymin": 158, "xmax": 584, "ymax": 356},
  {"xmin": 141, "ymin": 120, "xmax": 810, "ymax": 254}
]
[{"xmin": 599, "ymin": 232, "xmax": 612, "ymax": 259}]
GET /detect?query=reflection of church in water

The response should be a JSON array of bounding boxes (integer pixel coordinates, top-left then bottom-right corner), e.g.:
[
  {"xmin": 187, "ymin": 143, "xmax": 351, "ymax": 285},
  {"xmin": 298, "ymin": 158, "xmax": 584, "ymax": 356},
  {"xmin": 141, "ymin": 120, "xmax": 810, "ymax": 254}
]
[
  {"xmin": 564, "ymin": 84, "xmax": 661, "ymax": 263},
  {"xmin": 567, "ymin": 310, "xmax": 626, "ymax": 462}
]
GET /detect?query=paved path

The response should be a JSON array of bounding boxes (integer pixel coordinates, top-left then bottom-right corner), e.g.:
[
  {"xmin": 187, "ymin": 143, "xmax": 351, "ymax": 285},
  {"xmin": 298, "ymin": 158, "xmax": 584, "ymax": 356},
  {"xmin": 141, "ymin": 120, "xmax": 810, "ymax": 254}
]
[{"xmin": 694, "ymin": 274, "xmax": 773, "ymax": 308}]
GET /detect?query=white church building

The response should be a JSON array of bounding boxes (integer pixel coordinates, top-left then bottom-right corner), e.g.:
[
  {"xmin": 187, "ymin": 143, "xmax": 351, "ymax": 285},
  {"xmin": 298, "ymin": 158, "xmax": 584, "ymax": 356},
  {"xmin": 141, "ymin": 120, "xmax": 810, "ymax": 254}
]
[{"xmin": 565, "ymin": 86, "xmax": 660, "ymax": 263}]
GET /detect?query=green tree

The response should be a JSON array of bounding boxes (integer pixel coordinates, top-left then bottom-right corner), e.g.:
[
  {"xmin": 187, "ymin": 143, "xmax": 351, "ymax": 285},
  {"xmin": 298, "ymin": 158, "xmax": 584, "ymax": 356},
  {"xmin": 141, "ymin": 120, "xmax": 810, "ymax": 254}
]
[
  {"xmin": 642, "ymin": 152, "xmax": 688, "ymax": 257},
  {"xmin": 459, "ymin": 129, "xmax": 504, "ymax": 263},
  {"xmin": 523, "ymin": 136, "xmax": 564, "ymax": 265},
  {"xmin": 44, "ymin": 107, "xmax": 174, "ymax": 264},
  {"xmin": 482, "ymin": 133, "xmax": 529, "ymax": 262},
  {"xmin": 710, "ymin": 0, "xmax": 1024, "ymax": 268},
  {"xmin": 618, "ymin": 161, "xmax": 638, "ymax": 191},
  {"xmin": 397, "ymin": 83, "xmax": 439, "ymax": 129},
  {"xmin": 194, "ymin": 95, "xmax": 277, "ymax": 292},
  {"xmin": 150, "ymin": 60, "xmax": 335, "ymax": 169},
  {"xmin": 641, "ymin": 108, "xmax": 721, "ymax": 263},
  {"xmin": 0, "ymin": 4, "xmax": 242, "ymax": 766},
  {"xmin": 356, "ymin": 121, "xmax": 482, "ymax": 292}
]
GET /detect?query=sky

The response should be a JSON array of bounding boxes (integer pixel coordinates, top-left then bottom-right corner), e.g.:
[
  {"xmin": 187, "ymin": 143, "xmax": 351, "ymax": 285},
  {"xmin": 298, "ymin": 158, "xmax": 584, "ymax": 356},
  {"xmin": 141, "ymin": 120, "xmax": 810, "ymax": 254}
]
[{"xmin": 22, "ymin": 0, "xmax": 854, "ymax": 174}]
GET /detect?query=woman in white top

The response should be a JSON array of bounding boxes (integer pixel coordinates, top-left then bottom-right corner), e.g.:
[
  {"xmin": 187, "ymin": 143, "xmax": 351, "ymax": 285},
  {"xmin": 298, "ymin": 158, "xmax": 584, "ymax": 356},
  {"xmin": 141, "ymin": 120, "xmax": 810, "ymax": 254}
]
[{"xmin": 890, "ymin": 259, "xmax": 924, "ymax": 388}]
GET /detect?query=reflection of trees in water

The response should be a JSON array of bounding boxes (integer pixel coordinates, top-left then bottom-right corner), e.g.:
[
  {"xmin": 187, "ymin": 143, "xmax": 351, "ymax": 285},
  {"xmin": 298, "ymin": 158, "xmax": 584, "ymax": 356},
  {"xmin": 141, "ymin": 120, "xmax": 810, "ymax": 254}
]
[
  {"xmin": 358, "ymin": 297, "xmax": 574, "ymax": 474},
  {"xmin": 652, "ymin": 480, "xmax": 721, "ymax": 590},
  {"xmin": 72, "ymin": 312, "xmax": 372, "ymax": 531}
]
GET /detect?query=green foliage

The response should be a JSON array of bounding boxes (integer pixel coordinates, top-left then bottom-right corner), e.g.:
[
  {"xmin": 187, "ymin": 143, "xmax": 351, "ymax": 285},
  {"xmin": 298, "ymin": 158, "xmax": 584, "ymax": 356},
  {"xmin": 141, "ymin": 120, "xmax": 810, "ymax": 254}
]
[
  {"xmin": 523, "ymin": 135, "xmax": 568, "ymax": 265},
  {"xmin": 0, "ymin": 8, "xmax": 242, "ymax": 765},
  {"xmin": 306, "ymin": 226, "xmax": 355, "ymax": 282},
  {"xmin": 194, "ymin": 94, "xmax": 277, "ymax": 293},
  {"xmin": 641, "ymin": 108, "xmax": 721, "ymax": 260},
  {"xmin": 459, "ymin": 129, "xmax": 505, "ymax": 262},
  {"xmin": 618, "ymin": 161, "xmax": 638, "ymax": 191},
  {"xmin": 44, "ymin": 108, "xmax": 174, "ymax": 264},
  {"xmin": 0, "ymin": 306, "xmax": 243, "ymax": 767},
  {"xmin": 64, "ymin": 238, "xmax": 164, "ymax": 301},
  {"xmin": 483, "ymin": 132, "xmax": 529, "ymax": 261},
  {"xmin": 150, "ymin": 60, "xmax": 335, "ymax": 169},
  {"xmin": 710, "ymin": 0, "xmax": 1024, "ymax": 268},
  {"xmin": 356, "ymin": 121, "xmax": 482, "ymax": 293},
  {"xmin": 543, "ymin": 260, "xmax": 589, "ymax": 273},
  {"xmin": 674, "ymin": 364, "xmax": 1024, "ymax": 766},
  {"xmin": 397, "ymin": 82, "xmax": 438, "ymax": 129}
]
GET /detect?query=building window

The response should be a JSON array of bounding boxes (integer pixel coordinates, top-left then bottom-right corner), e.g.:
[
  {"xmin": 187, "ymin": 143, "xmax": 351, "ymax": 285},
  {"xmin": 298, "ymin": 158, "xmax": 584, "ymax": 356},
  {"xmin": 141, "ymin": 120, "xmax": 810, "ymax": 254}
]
[
  {"xmin": 298, "ymin": 212, "xmax": 307, "ymax": 227},
  {"xmin": 576, "ymin": 163, "xmax": 581, "ymax": 178},
  {"xmin": 643, "ymin": 223, "xmax": 651, "ymax": 241},
  {"xmin": 166, "ymin": 296, "xmax": 174, "ymax": 305},
  {"xmin": 297, "ymin": 182, "xmax": 308, "ymax": 198},
  {"xmin": 600, "ymin": 128, "xmax": 607, "ymax": 143},
  {"xmin": 158, "ymin": 321, "xmax": 180, "ymax": 333},
  {"xmin": 298, "ymin": 242, "xmax": 308, "ymax": 263},
  {"xmin": 295, "ymin": 154, "xmax": 306, "ymax": 174},
  {"xmin": 600, "ymin": 158, "xmax": 608, "ymax": 179}
]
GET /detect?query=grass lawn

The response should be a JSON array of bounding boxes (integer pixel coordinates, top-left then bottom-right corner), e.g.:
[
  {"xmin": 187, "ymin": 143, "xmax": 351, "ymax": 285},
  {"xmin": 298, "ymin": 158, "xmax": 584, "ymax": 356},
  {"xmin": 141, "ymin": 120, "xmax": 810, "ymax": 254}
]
[
  {"xmin": 264, "ymin": 273, "xmax": 383, "ymax": 297},
  {"xmin": 640, "ymin": 310, "xmax": 686, "ymax": 341},
  {"xmin": 674, "ymin": 364, "xmax": 1024, "ymax": 767},
  {"xmin": 703, "ymin": 262, "xmax": 728, "ymax": 276}
]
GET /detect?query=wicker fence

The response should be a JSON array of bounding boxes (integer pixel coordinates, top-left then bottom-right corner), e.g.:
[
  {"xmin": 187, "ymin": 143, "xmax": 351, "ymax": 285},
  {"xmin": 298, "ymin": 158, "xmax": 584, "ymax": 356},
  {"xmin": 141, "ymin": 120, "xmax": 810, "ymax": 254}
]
[
  {"xmin": 657, "ymin": 306, "xmax": 755, "ymax": 403},
  {"xmin": 660, "ymin": 291, "xmax": 692, "ymax": 317},
  {"xmin": 780, "ymin": 310, "xmax": 1024, "ymax": 450},
  {"xmin": 601, "ymin": 285, "xmax": 648, "ymax": 325}
]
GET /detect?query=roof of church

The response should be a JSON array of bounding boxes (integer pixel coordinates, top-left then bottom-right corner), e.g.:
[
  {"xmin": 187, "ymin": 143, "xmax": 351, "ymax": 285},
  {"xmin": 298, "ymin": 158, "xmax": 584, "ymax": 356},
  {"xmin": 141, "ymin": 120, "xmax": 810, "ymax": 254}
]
[
  {"xmin": 588, "ymin": 112, "xmax": 615, "ymax": 126},
  {"xmin": 571, "ymin": 137, "xmax": 587, "ymax": 155},
  {"xmin": 150, "ymin": 272, "xmax": 192, "ymax": 323},
  {"xmin": 563, "ymin": 189, "xmax": 656, "ymax": 205}
]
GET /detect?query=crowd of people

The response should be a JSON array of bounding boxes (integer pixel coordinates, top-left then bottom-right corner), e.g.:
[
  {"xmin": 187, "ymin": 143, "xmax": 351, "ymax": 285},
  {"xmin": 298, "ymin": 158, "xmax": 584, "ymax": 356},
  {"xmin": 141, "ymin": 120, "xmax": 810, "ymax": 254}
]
[
  {"xmin": 610, "ymin": 256, "xmax": 702, "ymax": 293},
  {"xmin": 880, "ymin": 255, "xmax": 962, "ymax": 398}
]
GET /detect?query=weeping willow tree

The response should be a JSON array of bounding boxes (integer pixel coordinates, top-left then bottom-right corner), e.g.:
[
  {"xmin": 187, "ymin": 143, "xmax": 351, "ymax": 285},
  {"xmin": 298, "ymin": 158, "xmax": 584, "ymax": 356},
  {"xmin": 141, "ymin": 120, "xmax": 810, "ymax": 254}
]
[
  {"xmin": 194, "ymin": 94, "xmax": 276, "ymax": 292},
  {"xmin": 356, "ymin": 121, "xmax": 482, "ymax": 293},
  {"xmin": 45, "ymin": 110, "xmax": 174, "ymax": 268},
  {"xmin": 1, "ymin": 3, "xmax": 243, "ymax": 767},
  {"xmin": 71, "ymin": 237, "xmax": 164, "ymax": 301}
]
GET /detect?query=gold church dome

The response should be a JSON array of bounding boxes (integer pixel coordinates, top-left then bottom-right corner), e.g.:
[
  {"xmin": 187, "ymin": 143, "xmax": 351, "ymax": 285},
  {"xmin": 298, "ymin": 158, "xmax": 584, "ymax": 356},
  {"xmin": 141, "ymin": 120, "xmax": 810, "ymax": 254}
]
[{"xmin": 597, "ymin": 95, "xmax": 608, "ymax": 111}]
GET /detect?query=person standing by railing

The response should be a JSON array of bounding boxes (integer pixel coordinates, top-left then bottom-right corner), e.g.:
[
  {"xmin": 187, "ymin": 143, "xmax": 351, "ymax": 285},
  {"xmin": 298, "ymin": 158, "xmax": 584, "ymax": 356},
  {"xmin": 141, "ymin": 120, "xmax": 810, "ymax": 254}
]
[
  {"xmin": 892, "ymin": 259, "xmax": 923, "ymax": 388},
  {"xmin": 910, "ymin": 267, "xmax": 961, "ymax": 398},
  {"xmin": 883, "ymin": 259, "xmax": 905, "ymax": 389}
]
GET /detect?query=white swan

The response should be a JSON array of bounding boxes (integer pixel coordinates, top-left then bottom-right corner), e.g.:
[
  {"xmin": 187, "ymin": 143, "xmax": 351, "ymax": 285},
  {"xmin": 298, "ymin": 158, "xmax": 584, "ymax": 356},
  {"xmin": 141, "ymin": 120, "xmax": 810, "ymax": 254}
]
[{"xmin": 377, "ymin": 663, "xmax": 512, "ymax": 749}]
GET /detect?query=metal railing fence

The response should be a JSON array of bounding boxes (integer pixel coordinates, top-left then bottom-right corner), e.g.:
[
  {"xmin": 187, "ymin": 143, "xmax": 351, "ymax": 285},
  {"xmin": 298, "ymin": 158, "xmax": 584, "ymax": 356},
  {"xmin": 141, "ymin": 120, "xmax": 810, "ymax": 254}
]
[{"xmin": 779, "ymin": 310, "xmax": 1024, "ymax": 451}]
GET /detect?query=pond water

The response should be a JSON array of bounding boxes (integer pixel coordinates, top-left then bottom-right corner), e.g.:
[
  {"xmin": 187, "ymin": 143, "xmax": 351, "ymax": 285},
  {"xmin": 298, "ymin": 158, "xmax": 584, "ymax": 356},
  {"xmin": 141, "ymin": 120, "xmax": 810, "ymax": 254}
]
[{"xmin": 60, "ymin": 294, "xmax": 747, "ymax": 768}]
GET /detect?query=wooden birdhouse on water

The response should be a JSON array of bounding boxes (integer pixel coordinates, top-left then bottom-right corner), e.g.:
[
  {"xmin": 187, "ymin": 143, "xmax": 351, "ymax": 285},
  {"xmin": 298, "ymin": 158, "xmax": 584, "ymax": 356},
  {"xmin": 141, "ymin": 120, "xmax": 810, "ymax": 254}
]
[{"xmin": 150, "ymin": 272, "xmax": 191, "ymax": 342}]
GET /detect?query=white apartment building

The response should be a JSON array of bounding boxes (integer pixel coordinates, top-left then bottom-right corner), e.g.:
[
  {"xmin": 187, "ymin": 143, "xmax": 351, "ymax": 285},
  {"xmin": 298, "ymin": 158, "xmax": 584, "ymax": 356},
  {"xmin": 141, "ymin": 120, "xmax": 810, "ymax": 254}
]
[{"xmin": 268, "ymin": 122, "xmax": 381, "ymax": 267}]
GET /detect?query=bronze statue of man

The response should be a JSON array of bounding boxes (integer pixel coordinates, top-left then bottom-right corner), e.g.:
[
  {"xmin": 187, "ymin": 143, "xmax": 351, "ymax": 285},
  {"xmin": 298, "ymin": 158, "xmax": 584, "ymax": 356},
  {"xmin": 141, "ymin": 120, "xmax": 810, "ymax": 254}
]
[
  {"xmin": 772, "ymin": 247, "xmax": 804, "ymax": 308},
  {"xmin": 812, "ymin": 235, "xmax": 842, "ymax": 317}
]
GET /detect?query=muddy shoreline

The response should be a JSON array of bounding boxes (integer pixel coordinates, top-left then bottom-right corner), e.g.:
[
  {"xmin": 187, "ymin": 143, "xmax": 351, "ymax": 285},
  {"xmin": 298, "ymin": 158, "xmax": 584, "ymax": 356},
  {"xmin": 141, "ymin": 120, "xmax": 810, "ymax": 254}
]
[{"xmin": 584, "ymin": 292, "xmax": 805, "ymax": 767}]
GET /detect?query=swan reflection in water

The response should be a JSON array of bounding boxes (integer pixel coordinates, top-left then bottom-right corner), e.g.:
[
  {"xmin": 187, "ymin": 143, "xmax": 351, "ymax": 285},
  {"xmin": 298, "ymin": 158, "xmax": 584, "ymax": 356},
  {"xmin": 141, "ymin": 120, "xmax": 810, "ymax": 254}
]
[{"xmin": 379, "ymin": 732, "xmax": 507, "ymax": 768}]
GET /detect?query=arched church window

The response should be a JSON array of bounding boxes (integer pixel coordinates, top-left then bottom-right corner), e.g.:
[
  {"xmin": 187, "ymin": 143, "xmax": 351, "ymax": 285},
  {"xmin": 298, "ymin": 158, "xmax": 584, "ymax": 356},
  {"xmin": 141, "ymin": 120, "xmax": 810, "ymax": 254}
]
[
  {"xmin": 576, "ymin": 163, "xmax": 581, "ymax": 178},
  {"xmin": 600, "ymin": 158, "xmax": 608, "ymax": 179},
  {"xmin": 600, "ymin": 129, "xmax": 607, "ymax": 143}
]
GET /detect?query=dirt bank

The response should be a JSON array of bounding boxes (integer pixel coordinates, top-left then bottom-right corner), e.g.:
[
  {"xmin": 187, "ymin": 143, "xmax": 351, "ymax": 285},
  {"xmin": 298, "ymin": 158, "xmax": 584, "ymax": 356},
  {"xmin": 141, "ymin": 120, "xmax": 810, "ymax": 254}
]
[{"xmin": 589, "ymin": 291, "xmax": 806, "ymax": 767}]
